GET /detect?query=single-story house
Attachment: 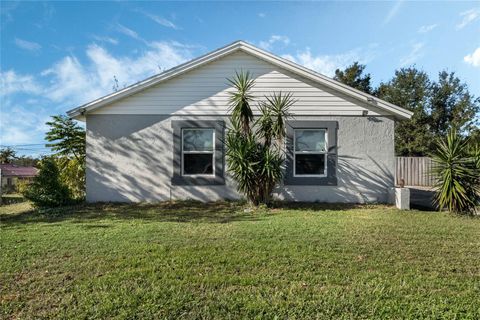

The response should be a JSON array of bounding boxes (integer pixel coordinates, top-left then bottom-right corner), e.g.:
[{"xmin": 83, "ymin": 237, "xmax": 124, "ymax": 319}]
[
  {"xmin": 0, "ymin": 164, "xmax": 38, "ymax": 193},
  {"xmin": 67, "ymin": 41, "xmax": 412, "ymax": 203}
]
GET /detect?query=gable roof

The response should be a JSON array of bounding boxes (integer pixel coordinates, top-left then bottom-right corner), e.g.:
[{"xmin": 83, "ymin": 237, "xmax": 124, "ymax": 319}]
[
  {"xmin": 67, "ymin": 40, "xmax": 413, "ymax": 120},
  {"xmin": 0, "ymin": 164, "xmax": 38, "ymax": 177}
]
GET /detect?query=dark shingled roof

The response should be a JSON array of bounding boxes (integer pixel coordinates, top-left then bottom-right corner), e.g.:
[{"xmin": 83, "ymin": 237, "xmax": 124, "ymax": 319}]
[{"xmin": 0, "ymin": 164, "xmax": 38, "ymax": 177}]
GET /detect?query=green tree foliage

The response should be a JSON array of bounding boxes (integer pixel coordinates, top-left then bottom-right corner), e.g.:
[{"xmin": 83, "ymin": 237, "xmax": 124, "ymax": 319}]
[
  {"xmin": 334, "ymin": 62, "xmax": 373, "ymax": 94},
  {"xmin": 46, "ymin": 115, "xmax": 86, "ymax": 161},
  {"xmin": 12, "ymin": 156, "xmax": 38, "ymax": 167},
  {"xmin": 376, "ymin": 68, "xmax": 434, "ymax": 156},
  {"xmin": 335, "ymin": 63, "xmax": 480, "ymax": 156},
  {"xmin": 429, "ymin": 71, "xmax": 480, "ymax": 137},
  {"xmin": 23, "ymin": 157, "xmax": 71, "ymax": 208},
  {"xmin": 0, "ymin": 147, "xmax": 17, "ymax": 164},
  {"xmin": 55, "ymin": 157, "xmax": 85, "ymax": 200},
  {"xmin": 469, "ymin": 127, "xmax": 480, "ymax": 145},
  {"xmin": 225, "ymin": 71, "xmax": 294, "ymax": 205},
  {"xmin": 0, "ymin": 148, "xmax": 38, "ymax": 166},
  {"xmin": 46, "ymin": 115, "xmax": 86, "ymax": 200},
  {"xmin": 431, "ymin": 131, "xmax": 479, "ymax": 214}
]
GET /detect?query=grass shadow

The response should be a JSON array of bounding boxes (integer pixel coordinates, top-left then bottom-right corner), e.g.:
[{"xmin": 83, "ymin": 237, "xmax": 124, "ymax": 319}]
[
  {"xmin": 270, "ymin": 201, "xmax": 392, "ymax": 212},
  {"xmin": 0, "ymin": 200, "xmax": 407, "ymax": 228},
  {"xmin": 0, "ymin": 200, "xmax": 266, "ymax": 227}
]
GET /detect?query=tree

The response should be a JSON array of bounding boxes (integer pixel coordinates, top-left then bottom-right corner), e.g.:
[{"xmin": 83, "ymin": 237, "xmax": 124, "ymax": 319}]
[
  {"xmin": 12, "ymin": 156, "xmax": 38, "ymax": 167},
  {"xmin": 22, "ymin": 157, "xmax": 71, "ymax": 208},
  {"xmin": 45, "ymin": 115, "xmax": 86, "ymax": 200},
  {"xmin": 225, "ymin": 71, "xmax": 294, "ymax": 205},
  {"xmin": 429, "ymin": 71, "xmax": 480, "ymax": 137},
  {"xmin": 334, "ymin": 62, "xmax": 373, "ymax": 94},
  {"xmin": 0, "ymin": 147, "xmax": 17, "ymax": 164},
  {"xmin": 469, "ymin": 127, "xmax": 480, "ymax": 145},
  {"xmin": 376, "ymin": 67, "xmax": 434, "ymax": 156},
  {"xmin": 46, "ymin": 115, "xmax": 85, "ymax": 161}
]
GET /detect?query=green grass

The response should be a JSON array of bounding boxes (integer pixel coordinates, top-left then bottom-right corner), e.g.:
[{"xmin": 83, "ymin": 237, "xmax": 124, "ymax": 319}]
[{"xmin": 1, "ymin": 201, "xmax": 479, "ymax": 319}]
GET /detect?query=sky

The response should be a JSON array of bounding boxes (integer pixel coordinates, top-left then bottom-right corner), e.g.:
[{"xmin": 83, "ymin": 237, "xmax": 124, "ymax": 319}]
[{"xmin": 1, "ymin": 1, "xmax": 479, "ymax": 156}]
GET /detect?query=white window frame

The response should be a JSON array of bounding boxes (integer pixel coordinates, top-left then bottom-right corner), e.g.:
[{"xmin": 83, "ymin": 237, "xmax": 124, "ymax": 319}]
[
  {"xmin": 293, "ymin": 128, "xmax": 328, "ymax": 177},
  {"xmin": 181, "ymin": 128, "xmax": 215, "ymax": 177}
]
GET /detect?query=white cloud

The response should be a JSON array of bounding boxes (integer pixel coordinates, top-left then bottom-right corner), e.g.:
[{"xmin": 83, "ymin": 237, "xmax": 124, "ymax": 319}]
[
  {"xmin": 14, "ymin": 38, "xmax": 41, "ymax": 51},
  {"xmin": 418, "ymin": 24, "xmax": 438, "ymax": 33},
  {"xmin": 92, "ymin": 35, "xmax": 119, "ymax": 45},
  {"xmin": 258, "ymin": 35, "xmax": 290, "ymax": 51},
  {"xmin": 464, "ymin": 47, "xmax": 480, "ymax": 67},
  {"xmin": 41, "ymin": 41, "xmax": 192, "ymax": 105},
  {"xmin": 456, "ymin": 8, "xmax": 480, "ymax": 30},
  {"xmin": 0, "ymin": 99, "xmax": 50, "ymax": 146},
  {"xmin": 140, "ymin": 11, "xmax": 179, "ymax": 30},
  {"xmin": 116, "ymin": 23, "xmax": 142, "ymax": 41},
  {"xmin": 384, "ymin": 0, "xmax": 403, "ymax": 24},
  {"xmin": 1, "ymin": 41, "xmax": 194, "ymax": 150},
  {"xmin": 0, "ymin": 70, "xmax": 42, "ymax": 96},
  {"xmin": 400, "ymin": 42, "xmax": 424, "ymax": 66},
  {"xmin": 42, "ymin": 55, "xmax": 103, "ymax": 104},
  {"xmin": 282, "ymin": 47, "xmax": 374, "ymax": 77}
]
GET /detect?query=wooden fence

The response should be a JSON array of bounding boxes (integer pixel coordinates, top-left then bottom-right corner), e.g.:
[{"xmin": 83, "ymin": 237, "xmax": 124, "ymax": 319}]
[{"xmin": 395, "ymin": 157, "xmax": 436, "ymax": 187}]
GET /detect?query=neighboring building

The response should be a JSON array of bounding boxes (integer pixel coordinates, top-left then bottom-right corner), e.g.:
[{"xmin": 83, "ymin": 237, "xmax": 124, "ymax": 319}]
[
  {"xmin": 67, "ymin": 41, "xmax": 412, "ymax": 203},
  {"xmin": 0, "ymin": 164, "xmax": 38, "ymax": 193}
]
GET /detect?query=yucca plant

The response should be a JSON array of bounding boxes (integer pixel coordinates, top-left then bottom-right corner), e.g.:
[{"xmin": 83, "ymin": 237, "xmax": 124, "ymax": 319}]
[
  {"xmin": 431, "ymin": 130, "xmax": 479, "ymax": 214},
  {"xmin": 225, "ymin": 71, "xmax": 294, "ymax": 206},
  {"xmin": 227, "ymin": 70, "xmax": 255, "ymax": 135}
]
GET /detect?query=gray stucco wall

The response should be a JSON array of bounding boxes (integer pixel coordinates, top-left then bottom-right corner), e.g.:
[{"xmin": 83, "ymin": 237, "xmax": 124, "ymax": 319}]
[{"xmin": 86, "ymin": 114, "xmax": 395, "ymax": 203}]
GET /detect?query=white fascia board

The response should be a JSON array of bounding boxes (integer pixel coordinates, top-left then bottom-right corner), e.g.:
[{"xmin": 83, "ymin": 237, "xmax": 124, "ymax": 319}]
[
  {"xmin": 67, "ymin": 40, "xmax": 413, "ymax": 120},
  {"xmin": 67, "ymin": 41, "xmax": 244, "ymax": 119},
  {"xmin": 238, "ymin": 43, "xmax": 413, "ymax": 120}
]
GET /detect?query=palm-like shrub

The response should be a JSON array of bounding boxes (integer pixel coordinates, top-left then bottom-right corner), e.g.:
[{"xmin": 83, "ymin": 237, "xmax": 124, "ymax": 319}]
[
  {"xmin": 431, "ymin": 130, "xmax": 479, "ymax": 214},
  {"xmin": 225, "ymin": 71, "xmax": 294, "ymax": 205},
  {"xmin": 227, "ymin": 71, "xmax": 255, "ymax": 135}
]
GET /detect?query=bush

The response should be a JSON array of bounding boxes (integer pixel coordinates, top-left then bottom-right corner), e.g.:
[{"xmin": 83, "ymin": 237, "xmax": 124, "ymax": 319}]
[
  {"xmin": 225, "ymin": 71, "xmax": 294, "ymax": 206},
  {"xmin": 15, "ymin": 179, "xmax": 30, "ymax": 194},
  {"xmin": 22, "ymin": 157, "xmax": 72, "ymax": 208},
  {"xmin": 55, "ymin": 157, "xmax": 85, "ymax": 200},
  {"xmin": 431, "ymin": 130, "xmax": 480, "ymax": 214}
]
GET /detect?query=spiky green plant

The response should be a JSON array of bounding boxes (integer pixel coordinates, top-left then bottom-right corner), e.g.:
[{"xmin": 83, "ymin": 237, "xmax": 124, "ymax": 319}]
[
  {"xmin": 225, "ymin": 72, "xmax": 294, "ymax": 205},
  {"xmin": 263, "ymin": 92, "xmax": 295, "ymax": 145},
  {"xmin": 431, "ymin": 130, "xmax": 479, "ymax": 214},
  {"xmin": 227, "ymin": 71, "xmax": 255, "ymax": 135}
]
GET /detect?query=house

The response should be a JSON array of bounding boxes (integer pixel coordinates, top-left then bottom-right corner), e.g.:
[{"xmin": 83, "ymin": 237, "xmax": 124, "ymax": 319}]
[
  {"xmin": 67, "ymin": 41, "xmax": 412, "ymax": 203},
  {"xmin": 0, "ymin": 164, "xmax": 38, "ymax": 193}
]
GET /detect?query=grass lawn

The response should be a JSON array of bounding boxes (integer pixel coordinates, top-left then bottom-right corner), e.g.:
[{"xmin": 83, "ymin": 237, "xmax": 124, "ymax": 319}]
[{"xmin": 1, "ymin": 201, "xmax": 479, "ymax": 319}]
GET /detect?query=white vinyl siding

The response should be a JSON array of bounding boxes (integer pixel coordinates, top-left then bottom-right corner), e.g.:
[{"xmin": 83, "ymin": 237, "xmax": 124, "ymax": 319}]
[{"xmin": 92, "ymin": 51, "xmax": 389, "ymax": 116}]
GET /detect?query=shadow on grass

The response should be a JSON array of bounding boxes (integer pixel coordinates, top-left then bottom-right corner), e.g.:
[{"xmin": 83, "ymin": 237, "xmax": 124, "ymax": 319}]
[
  {"xmin": 0, "ymin": 201, "xmax": 263, "ymax": 226},
  {"xmin": 270, "ymin": 201, "xmax": 390, "ymax": 212},
  {"xmin": 0, "ymin": 200, "xmax": 397, "ymax": 227}
]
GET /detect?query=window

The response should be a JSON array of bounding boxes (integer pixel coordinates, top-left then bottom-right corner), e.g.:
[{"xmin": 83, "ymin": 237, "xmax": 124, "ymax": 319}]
[
  {"xmin": 294, "ymin": 129, "xmax": 327, "ymax": 176},
  {"xmin": 284, "ymin": 121, "xmax": 337, "ymax": 186},
  {"xmin": 182, "ymin": 128, "xmax": 215, "ymax": 176},
  {"xmin": 171, "ymin": 120, "xmax": 225, "ymax": 186}
]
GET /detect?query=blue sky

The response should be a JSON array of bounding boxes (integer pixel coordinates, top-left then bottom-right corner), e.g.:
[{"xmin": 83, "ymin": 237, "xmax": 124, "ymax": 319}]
[{"xmin": 1, "ymin": 1, "xmax": 479, "ymax": 156}]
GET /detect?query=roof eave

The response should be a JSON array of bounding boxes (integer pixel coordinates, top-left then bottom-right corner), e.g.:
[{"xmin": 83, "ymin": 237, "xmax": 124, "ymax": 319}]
[{"xmin": 67, "ymin": 40, "xmax": 413, "ymax": 121}]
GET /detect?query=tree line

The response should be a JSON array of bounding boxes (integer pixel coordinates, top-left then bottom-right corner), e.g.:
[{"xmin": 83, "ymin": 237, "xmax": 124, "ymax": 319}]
[{"xmin": 334, "ymin": 63, "xmax": 479, "ymax": 156}]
